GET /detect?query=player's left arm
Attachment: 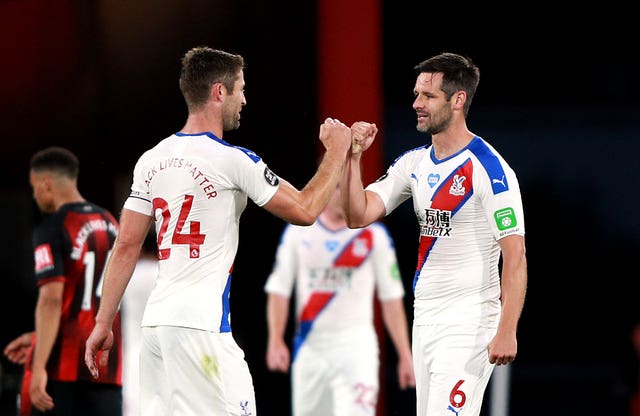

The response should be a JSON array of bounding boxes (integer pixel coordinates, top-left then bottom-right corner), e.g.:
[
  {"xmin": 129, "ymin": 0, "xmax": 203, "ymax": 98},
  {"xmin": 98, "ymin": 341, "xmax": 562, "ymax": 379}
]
[
  {"xmin": 31, "ymin": 280, "xmax": 64, "ymax": 411},
  {"xmin": 488, "ymin": 234, "xmax": 527, "ymax": 365}
]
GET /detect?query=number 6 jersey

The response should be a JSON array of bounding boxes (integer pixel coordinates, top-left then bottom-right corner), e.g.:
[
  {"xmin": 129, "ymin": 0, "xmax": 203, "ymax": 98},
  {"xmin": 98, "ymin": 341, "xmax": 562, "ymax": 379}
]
[
  {"xmin": 124, "ymin": 132, "xmax": 280, "ymax": 332},
  {"xmin": 366, "ymin": 136, "xmax": 525, "ymax": 328}
]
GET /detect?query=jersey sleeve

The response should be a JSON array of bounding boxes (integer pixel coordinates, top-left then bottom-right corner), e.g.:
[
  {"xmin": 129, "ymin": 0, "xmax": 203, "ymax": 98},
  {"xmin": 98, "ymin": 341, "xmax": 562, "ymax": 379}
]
[
  {"xmin": 124, "ymin": 150, "xmax": 154, "ymax": 216},
  {"xmin": 264, "ymin": 224, "xmax": 298, "ymax": 297},
  {"xmin": 370, "ymin": 222, "xmax": 405, "ymax": 301},
  {"xmin": 225, "ymin": 147, "xmax": 280, "ymax": 207},
  {"xmin": 475, "ymin": 161, "xmax": 525, "ymax": 240},
  {"xmin": 366, "ymin": 148, "xmax": 420, "ymax": 215},
  {"xmin": 32, "ymin": 216, "xmax": 66, "ymax": 284}
]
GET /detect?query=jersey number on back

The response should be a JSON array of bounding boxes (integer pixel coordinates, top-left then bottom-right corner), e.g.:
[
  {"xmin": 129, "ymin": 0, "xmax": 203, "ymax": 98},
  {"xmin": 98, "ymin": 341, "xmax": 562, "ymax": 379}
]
[
  {"xmin": 153, "ymin": 195, "xmax": 206, "ymax": 260},
  {"xmin": 81, "ymin": 249, "xmax": 112, "ymax": 310}
]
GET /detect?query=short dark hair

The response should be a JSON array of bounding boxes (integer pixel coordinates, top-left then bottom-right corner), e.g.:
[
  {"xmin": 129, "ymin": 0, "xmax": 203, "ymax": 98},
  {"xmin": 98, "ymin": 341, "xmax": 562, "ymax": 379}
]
[
  {"xmin": 179, "ymin": 46, "xmax": 245, "ymax": 111},
  {"xmin": 30, "ymin": 146, "xmax": 79, "ymax": 179},
  {"xmin": 414, "ymin": 52, "xmax": 480, "ymax": 116}
]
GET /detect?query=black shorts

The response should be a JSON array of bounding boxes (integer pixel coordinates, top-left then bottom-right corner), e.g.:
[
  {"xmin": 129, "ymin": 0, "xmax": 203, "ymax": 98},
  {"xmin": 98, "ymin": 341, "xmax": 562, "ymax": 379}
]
[{"xmin": 31, "ymin": 380, "xmax": 122, "ymax": 416}]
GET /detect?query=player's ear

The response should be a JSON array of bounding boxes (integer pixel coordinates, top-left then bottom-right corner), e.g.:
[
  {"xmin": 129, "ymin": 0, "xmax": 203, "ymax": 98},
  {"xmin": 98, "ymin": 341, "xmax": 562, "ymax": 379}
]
[
  {"xmin": 42, "ymin": 174, "xmax": 54, "ymax": 191},
  {"xmin": 211, "ymin": 82, "xmax": 224, "ymax": 102},
  {"xmin": 453, "ymin": 91, "xmax": 466, "ymax": 109}
]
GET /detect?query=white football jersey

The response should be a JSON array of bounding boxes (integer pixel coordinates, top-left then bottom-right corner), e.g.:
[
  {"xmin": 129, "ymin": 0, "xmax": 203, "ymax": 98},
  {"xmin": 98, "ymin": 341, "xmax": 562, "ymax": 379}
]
[
  {"xmin": 367, "ymin": 136, "xmax": 525, "ymax": 327},
  {"xmin": 264, "ymin": 219, "xmax": 405, "ymax": 345},
  {"xmin": 124, "ymin": 132, "xmax": 280, "ymax": 332}
]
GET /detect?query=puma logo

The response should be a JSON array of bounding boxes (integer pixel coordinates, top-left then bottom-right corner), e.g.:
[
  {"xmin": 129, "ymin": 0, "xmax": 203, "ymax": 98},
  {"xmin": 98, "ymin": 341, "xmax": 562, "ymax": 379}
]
[
  {"xmin": 492, "ymin": 175, "xmax": 506, "ymax": 187},
  {"xmin": 447, "ymin": 405, "xmax": 461, "ymax": 415}
]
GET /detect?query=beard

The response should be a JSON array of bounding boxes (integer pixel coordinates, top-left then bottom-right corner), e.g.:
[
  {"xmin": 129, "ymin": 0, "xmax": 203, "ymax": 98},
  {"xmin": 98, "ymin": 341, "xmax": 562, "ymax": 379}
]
[
  {"xmin": 223, "ymin": 113, "xmax": 241, "ymax": 131},
  {"xmin": 416, "ymin": 108, "xmax": 452, "ymax": 135}
]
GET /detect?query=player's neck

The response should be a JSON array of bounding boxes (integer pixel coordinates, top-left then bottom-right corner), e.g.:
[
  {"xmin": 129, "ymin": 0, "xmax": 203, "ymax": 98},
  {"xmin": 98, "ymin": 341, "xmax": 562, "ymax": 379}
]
[
  {"xmin": 54, "ymin": 188, "xmax": 85, "ymax": 211},
  {"xmin": 431, "ymin": 125, "xmax": 475, "ymax": 160},
  {"xmin": 319, "ymin": 209, "xmax": 346, "ymax": 230},
  {"xmin": 181, "ymin": 111, "xmax": 223, "ymax": 138}
]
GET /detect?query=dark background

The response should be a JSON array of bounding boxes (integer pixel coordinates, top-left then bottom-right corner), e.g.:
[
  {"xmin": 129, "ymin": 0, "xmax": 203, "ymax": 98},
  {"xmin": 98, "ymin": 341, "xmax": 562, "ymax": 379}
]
[{"xmin": 1, "ymin": 1, "xmax": 638, "ymax": 415}]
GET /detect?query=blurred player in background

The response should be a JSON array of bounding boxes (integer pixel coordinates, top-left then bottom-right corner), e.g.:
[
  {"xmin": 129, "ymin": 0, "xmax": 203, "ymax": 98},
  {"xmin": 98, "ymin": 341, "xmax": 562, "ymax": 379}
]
[
  {"xmin": 120, "ymin": 231, "xmax": 157, "ymax": 416},
  {"xmin": 4, "ymin": 146, "xmax": 122, "ymax": 415},
  {"xmin": 265, "ymin": 185, "xmax": 415, "ymax": 415}
]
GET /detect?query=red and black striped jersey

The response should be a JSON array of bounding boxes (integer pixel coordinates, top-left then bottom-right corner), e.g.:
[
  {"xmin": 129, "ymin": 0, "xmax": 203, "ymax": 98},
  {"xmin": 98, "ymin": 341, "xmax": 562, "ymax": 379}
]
[{"xmin": 32, "ymin": 201, "xmax": 122, "ymax": 385}]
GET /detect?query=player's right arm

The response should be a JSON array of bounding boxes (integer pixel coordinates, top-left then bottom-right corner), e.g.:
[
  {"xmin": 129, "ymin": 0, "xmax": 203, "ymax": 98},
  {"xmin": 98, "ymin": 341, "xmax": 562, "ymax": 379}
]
[
  {"xmin": 85, "ymin": 209, "xmax": 152, "ymax": 378},
  {"xmin": 380, "ymin": 298, "xmax": 415, "ymax": 389},
  {"xmin": 3, "ymin": 331, "xmax": 34, "ymax": 365},
  {"xmin": 263, "ymin": 118, "xmax": 351, "ymax": 225},
  {"xmin": 264, "ymin": 225, "xmax": 296, "ymax": 373},
  {"xmin": 340, "ymin": 122, "xmax": 386, "ymax": 228}
]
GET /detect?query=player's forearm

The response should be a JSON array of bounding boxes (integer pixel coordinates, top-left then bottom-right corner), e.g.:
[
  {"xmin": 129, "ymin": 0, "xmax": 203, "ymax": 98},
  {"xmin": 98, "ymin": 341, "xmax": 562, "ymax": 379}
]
[
  {"xmin": 341, "ymin": 157, "xmax": 369, "ymax": 228},
  {"xmin": 32, "ymin": 298, "xmax": 61, "ymax": 372},
  {"xmin": 298, "ymin": 148, "xmax": 345, "ymax": 221},
  {"xmin": 95, "ymin": 239, "xmax": 139, "ymax": 325},
  {"xmin": 266, "ymin": 294, "xmax": 290, "ymax": 343},
  {"xmin": 497, "ymin": 253, "xmax": 527, "ymax": 335},
  {"xmin": 381, "ymin": 299, "xmax": 412, "ymax": 360}
]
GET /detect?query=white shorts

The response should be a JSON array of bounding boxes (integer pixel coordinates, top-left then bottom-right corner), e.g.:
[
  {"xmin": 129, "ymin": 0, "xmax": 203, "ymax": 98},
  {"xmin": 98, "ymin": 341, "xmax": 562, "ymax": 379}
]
[
  {"xmin": 140, "ymin": 326, "xmax": 256, "ymax": 416},
  {"xmin": 292, "ymin": 327, "xmax": 379, "ymax": 416},
  {"xmin": 413, "ymin": 324, "xmax": 496, "ymax": 416}
]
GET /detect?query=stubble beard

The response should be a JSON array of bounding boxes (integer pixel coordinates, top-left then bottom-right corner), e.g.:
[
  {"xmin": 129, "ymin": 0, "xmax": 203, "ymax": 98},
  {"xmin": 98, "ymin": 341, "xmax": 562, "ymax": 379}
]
[
  {"xmin": 416, "ymin": 112, "xmax": 451, "ymax": 136},
  {"xmin": 223, "ymin": 113, "xmax": 241, "ymax": 131}
]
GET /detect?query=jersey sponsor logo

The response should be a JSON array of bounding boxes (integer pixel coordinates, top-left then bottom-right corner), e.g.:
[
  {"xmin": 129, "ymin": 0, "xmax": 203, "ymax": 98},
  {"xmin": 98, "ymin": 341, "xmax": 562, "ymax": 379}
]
[
  {"xmin": 420, "ymin": 208, "xmax": 453, "ymax": 237},
  {"xmin": 308, "ymin": 267, "xmax": 354, "ymax": 290},
  {"xmin": 264, "ymin": 167, "xmax": 279, "ymax": 186},
  {"xmin": 494, "ymin": 207, "xmax": 517, "ymax": 231},
  {"xmin": 309, "ymin": 230, "xmax": 373, "ymax": 290},
  {"xmin": 34, "ymin": 243, "xmax": 54, "ymax": 273}
]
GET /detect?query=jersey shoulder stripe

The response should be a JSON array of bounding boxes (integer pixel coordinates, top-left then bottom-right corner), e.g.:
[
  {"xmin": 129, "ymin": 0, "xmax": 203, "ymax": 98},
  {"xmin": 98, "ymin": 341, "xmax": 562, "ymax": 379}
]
[
  {"xmin": 467, "ymin": 137, "xmax": 509, "ymax": 195},
  {"xmin": 390, "ymin": 144, "xmax": 428, "ymax": 167},
  {"xmin": 175, "ymin": 131, "xmax": 262, "ymax": 163}
]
